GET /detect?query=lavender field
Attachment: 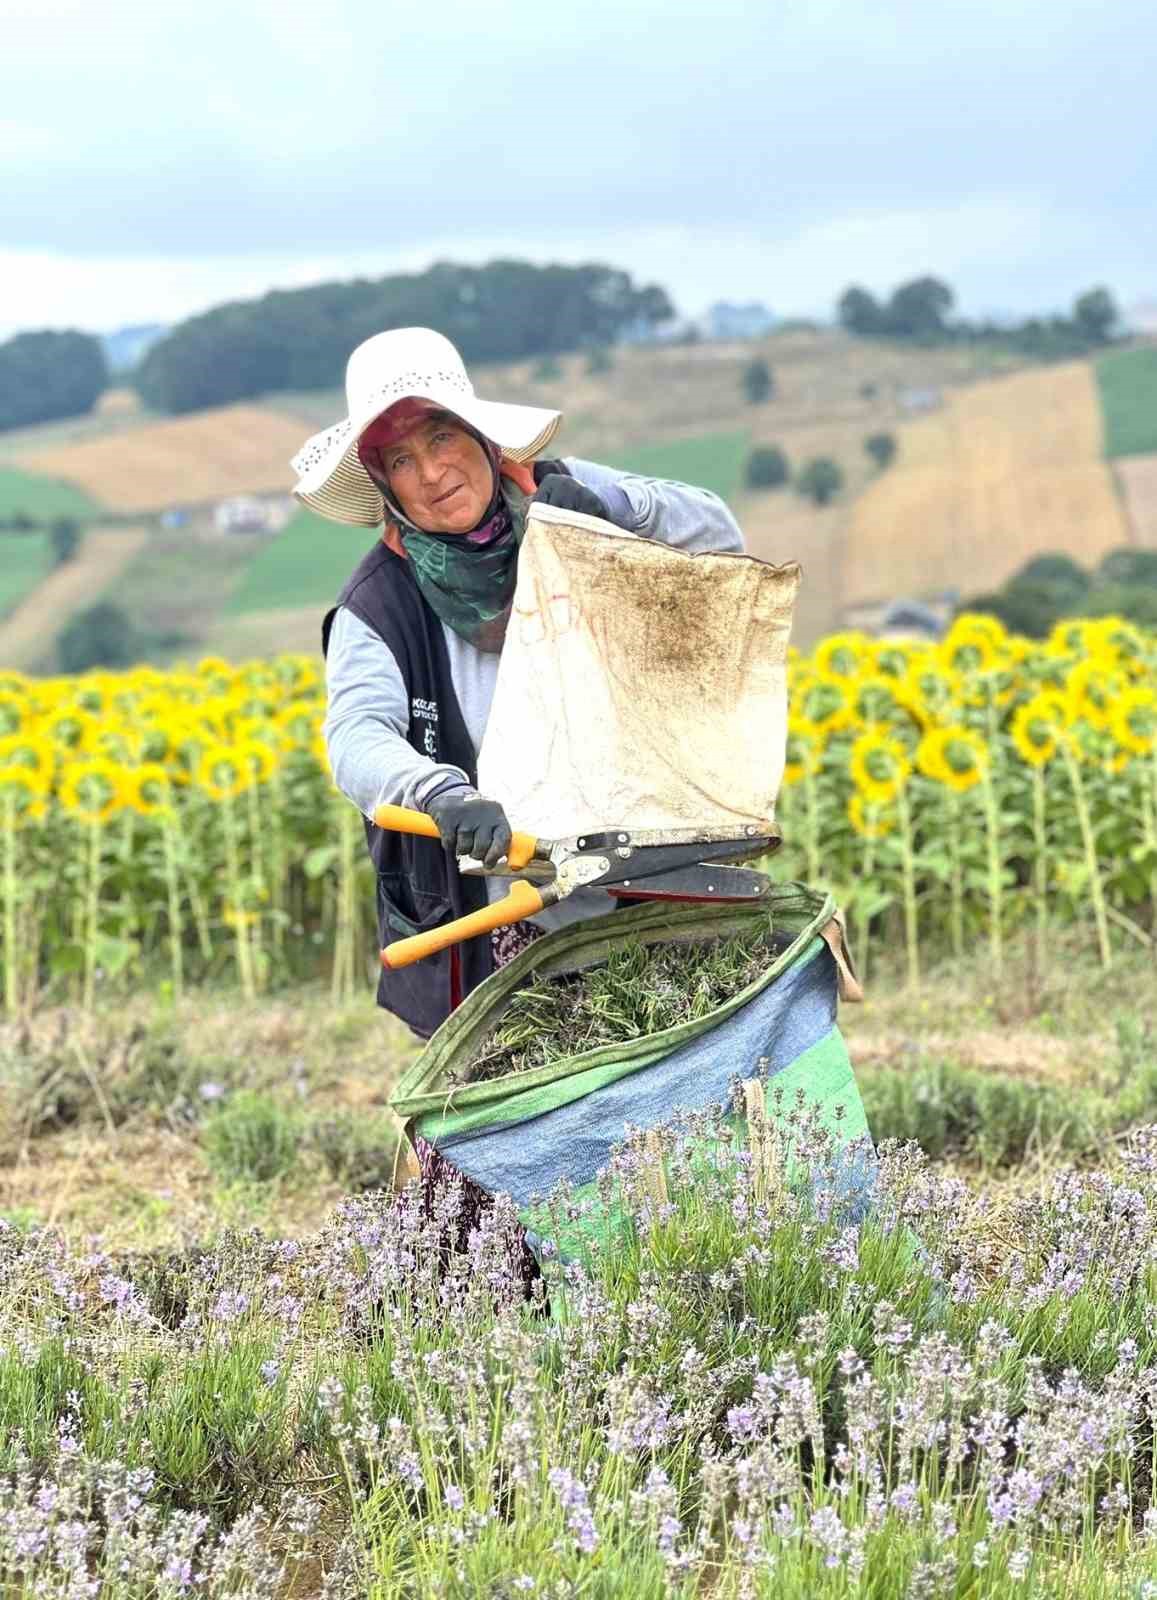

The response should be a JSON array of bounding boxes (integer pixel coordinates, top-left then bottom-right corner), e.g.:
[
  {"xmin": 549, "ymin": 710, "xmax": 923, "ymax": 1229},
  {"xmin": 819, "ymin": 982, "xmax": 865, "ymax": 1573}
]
[{"xmin": 3, "ymin": 940, "xmax": 1157, "ymax": 1598}]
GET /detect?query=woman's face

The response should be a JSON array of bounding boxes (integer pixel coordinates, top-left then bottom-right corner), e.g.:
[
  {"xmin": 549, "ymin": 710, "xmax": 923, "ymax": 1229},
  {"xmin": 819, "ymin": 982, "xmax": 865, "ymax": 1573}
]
[{"xmin": 381, "ymin": 415, "xmax": 494, "ymax": 533}]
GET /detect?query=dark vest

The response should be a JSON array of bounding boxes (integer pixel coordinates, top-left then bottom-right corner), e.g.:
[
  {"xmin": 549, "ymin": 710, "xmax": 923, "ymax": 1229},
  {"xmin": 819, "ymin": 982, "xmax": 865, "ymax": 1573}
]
[{"xmin": 321, "ymin": 461, "xmax": 568, "ymax": 1038}]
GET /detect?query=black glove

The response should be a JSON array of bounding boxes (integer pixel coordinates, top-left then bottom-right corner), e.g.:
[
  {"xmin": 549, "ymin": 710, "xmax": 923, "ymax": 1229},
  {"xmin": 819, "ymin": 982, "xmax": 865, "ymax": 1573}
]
[
  {"xmin": 426, "ymin": 788, "xmax": 512, "ymax": 869},
  {"xmin": 534, "ymin": 473, "xmax": 609, "ymax": 522}
]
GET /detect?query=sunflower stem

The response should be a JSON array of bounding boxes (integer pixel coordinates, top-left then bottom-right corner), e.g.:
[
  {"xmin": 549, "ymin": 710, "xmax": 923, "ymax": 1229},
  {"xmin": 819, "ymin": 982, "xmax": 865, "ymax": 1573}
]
[
  {"xmin": 1063, "ymin": 743, "xmax": 1111, "ymax": 970},
  {"xmin": 1031, "ymin": 766, "xmax": 1049, "ymax": 962},
  {"xmin": 2, "ymin": 796, "xmax": 17, "ymax": 1016},
  {"xmin": 980, "ymin": 768, "xmax": 1004, "ymax": 966},
  {"xmin": 82, "ymin": 817, "xmax": 103, "ymax": 1010},
  {"xmin": 161, "ymin": 801, "xmax": 184, "ymax": 1002},
  {"xmin": 222, "ymin": 793, "xmax": 255, "ymax": 1001},
  {"xmin": 804, "ymin": 770, "xmax": 822, "ymax": 886},
  {"xmin": 947, "ymin": 789, "xmax": 964, "ymax": 960},
  {"xmin": 332, "ymin": 799, "xmax": 358, "ymax": 1002},
  {"xmin": 897, "ymin": 786, "xmax": 919, "ymax": 987},
  {"xmin": 244, "ymin": 775, "xmax": 266, "ymax": 992}
]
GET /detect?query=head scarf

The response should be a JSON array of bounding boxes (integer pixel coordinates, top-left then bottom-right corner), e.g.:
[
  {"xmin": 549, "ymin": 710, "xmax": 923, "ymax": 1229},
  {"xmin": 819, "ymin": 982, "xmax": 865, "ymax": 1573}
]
[{"xmin": 357, "ymin": 403, "xmax": 535, "ymax": 653}]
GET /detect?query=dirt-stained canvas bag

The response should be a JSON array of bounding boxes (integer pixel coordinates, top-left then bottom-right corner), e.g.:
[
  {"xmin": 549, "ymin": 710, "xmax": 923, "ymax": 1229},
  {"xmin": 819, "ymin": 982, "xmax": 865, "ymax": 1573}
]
[{"xmin": 477, "ymin": 503, "xmax": 801, "ymax": 839}]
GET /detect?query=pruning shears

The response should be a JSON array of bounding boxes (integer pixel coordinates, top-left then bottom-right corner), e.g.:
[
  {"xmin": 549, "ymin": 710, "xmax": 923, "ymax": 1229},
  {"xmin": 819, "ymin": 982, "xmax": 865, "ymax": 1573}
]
[{"xmin": 373, "ymin": 804, "xmax": 778, "ymax": 969}]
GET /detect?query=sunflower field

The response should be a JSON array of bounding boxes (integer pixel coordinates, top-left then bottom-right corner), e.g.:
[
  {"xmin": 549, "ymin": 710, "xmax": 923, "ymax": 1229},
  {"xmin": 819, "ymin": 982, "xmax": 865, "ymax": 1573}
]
[
  {"xmin": 0, "ymin": 614, "xmax": 1155, "ymax": 1013},
  {"xmin": 776, "ymin": 613, "xmax": 1157, "ymax": 984},
  {"xmin": 0, "ymin": 654, "xmax": 371, "ymax": 1013}
]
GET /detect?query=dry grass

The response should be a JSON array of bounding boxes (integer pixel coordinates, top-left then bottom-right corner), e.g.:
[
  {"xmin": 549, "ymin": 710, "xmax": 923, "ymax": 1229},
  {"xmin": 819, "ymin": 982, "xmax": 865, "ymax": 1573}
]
[
  {"xmin": 1115, "ymin": 454, "xmax": 1157, "ymax": 548},
  {"xmin": 13, "ymin": 404, "xmax": 310, "ymax": 513},
  {"xmin": 843, "ymin": 362, "xmax": 1130, "ymax": 604},
  {"xmin": 0, "ymin": 524, "xmax": 149, "ymax": 669}
]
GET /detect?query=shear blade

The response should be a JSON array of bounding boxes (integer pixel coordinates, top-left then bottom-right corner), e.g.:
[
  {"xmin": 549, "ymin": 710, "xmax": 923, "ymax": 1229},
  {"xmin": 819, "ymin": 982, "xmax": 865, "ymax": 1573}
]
[{"xmin": 608, "ymin": 862, "xmax": 770, "ymax": 901}]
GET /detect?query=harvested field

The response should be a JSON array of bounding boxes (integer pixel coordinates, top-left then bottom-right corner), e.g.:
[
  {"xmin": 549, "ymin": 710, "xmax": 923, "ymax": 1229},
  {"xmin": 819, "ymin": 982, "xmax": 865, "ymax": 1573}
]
[
  {"xmin": 0, "ymin": 525, "xmax": 148, "ymax": 669},
  {"xmin": 1116, "ymin": 453, "xmax": 1157, "ymax": 547},
  {"xmin": 13, "ymin": 403, "xmax": 308, "ymax": 513},
  {"xmin": 842, "ymin": 361, "xmax": 1129, "ymax": 604}
]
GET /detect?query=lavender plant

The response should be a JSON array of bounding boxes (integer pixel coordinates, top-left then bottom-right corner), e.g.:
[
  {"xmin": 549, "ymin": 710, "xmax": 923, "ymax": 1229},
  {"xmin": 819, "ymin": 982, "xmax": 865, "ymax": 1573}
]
[{"xmin": 2, "ymin": 1118, "xmax": 1157, "ymax": 1596}]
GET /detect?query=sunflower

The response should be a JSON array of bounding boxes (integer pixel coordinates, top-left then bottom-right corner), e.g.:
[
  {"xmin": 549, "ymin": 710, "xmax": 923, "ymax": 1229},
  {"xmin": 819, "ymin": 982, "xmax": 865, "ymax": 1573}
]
[
  {"xmin": 59, "ymin": 757, "xmax": 125, "ymax": 824},
  {"xmin": 310, "ymin": 733, "xmax": 334, "ymax": 780},
  {"xmin": 0, "ymin": 730, "xmax": 54, "ymax": 782},
  {"xmin": 850, "ymin": 674, "xmax": 914, "ymax": 731},
  {"xmin": 896, "ymin": 659, "xmax": 960, "ymax": 727},
  {"xmin": 794, "ymin": 676, "xmax": 852, "ymax": 735},
  {"xmin": 847, "ymin": 792, "xmax": 895, "ymax": 840},
  {"xmin": 1010, "ymin": 692, "xmax": 1068, "ymax": 767},
  {"xmin": 783, "ymin": 723, "xmax": 822, "ymax": 785},
  {"xmin": 813, "ymin": 632, "xmax": 870, "ymax": 681},
  {"xmin": 871, "ymin": 642, "xmax": 913, "ymax": 682},
  {"xmin": 940, "ymin": 614, "xmax": 1007, "ymax": 676},
  {"xmin": 1109, "ymin": 686, "xmax": 1157, "ymax": 757},
  {"xmin": 274, "ymin": 699, "xmax": 321, "ymax": 750},
  {"xmin": 238, "ymin": 739, "xmax": 278, "ymax": 786},
  {"xmin": 0, "ymin": 765, "xmax": 48, "ymax": 825},
  {"xmin": 43, "ymin": 706, "xmax": 97, "ymax": 753},
  {"xmin": 849, "ymin": 729, "xmax": 911, "ymax": 805},
  {"xmin": 124, "ymin": 762, "xmax": 173, "ymax": 817},
  {"xmin": 196, "ymin": 743, "xmax": 250, "ymax": 802},
  {"xmin": 1065, "ymin": 658, "xmax": 1122, "ymax": 730},
  {"xmin": 0, "ymin": 689, "xmax": 29, "ymax": 737},
  {"xmin": 917, "ymin": 726, "xmax": 989, "ymax": 792}
]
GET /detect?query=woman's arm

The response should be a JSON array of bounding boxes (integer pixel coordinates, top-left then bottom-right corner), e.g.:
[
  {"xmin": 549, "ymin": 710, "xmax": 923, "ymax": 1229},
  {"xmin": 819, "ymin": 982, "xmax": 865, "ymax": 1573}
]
[
  {"xmin": 324, "ymin": 606, "xmax": 471, "ymax": 819},
  {"xmin": 563, "ymin": 457, "xmax": 745, "ymax": 554}
]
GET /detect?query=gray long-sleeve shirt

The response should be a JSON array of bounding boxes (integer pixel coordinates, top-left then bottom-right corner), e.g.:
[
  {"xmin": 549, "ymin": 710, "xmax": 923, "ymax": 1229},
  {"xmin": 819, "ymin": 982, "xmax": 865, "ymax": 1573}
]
[{"xmin": 324, "ymin": 457, "xmax": 744, "ymax": 823}]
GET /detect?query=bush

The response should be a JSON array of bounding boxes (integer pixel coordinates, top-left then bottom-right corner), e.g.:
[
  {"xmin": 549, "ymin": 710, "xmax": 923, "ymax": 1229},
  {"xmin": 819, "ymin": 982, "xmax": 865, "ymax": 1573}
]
[
  {"xmin": 741, "ymin": 358, "xmax": 773, "ymax": 405},
  {"xmin": 744, "ymin": 446, "xmax": 790, "ymax": 490},
  {"xmin": 202, "ymin": 1091, "xmax": 301, "ymax": 1184},
  {"xmin": 864, "ymin": 431, "xmax": 897, "ymax": 469},
  {"xmin": 531, "ymin": 356, "xmax": 563, "ymax": 382},
  {"xmin": 308, "ymin": 1110, "xmax": 400, "ymax": 1192},
  {"xmin": 1099, "ymin": 548, "xmax": 1157, "ymax": 587},
  {"xmin": 56, "ymin": 603, "xmax": 141, "ymax": 673},
  {"xmin": 49, "ymin": 518, "xmax": 81, "ymax": 567},
  {"xmin": 0, "ymin": 330, "xmax": 108, "ymax": 432},
  {"xmin": 585, "ymin": 345, "xmax": 615, "ymax": 375},
  {"xmin": 796, "ymin": 456, "xmax": 844, "ymax": 506}
]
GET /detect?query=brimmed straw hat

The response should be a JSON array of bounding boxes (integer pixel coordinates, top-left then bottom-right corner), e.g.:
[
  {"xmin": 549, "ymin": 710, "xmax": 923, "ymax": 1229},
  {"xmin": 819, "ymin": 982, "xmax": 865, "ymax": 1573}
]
[{"xmin": 290, "ymin": 327, "xmax": 562, "ymax": 527}]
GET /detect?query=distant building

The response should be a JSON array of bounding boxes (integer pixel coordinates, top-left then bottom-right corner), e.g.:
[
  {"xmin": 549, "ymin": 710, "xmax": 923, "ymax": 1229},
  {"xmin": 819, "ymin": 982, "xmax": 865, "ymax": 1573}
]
[
  {"xmin": 897, "ymin": 386, "xmax": 943, "ymax": 414},
  {"xmin": 616, "ymin": 315, "xmax": 693, "ymax": 345},
  {"xmin": 702, "ymin": 301, "xmax": 777, "ymax": 341},
  {"xmin": 1122, "ymin": 300, "xmax": 1157, "ymax": 338},
  {"xmin": 877, "ymin": 599, "xmax": 946, "ymax": 642},
  {"xmin": 213, "ymin": 496, "xmax": 291, "ymax": 535}
]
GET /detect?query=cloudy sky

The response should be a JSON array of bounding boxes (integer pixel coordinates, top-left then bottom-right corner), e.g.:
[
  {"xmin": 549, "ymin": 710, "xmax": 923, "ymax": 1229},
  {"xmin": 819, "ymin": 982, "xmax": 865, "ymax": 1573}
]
[{"xmin": 2, "ymin": 0, "xmax": 1154, "ymax": 338}]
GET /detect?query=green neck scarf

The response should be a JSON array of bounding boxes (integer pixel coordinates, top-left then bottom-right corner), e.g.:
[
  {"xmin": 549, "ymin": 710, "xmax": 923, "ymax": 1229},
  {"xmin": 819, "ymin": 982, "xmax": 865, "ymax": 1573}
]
[{"xmin": 397, "ymin": 478, "xmax": 534, "ymax": 654}]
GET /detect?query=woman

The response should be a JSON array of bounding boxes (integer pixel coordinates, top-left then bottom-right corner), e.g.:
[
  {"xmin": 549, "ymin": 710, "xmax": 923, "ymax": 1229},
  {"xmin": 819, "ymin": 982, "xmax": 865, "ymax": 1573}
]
[{"xmin": 292, "ymin": 326, "xmax": 744, "ymax": 1039}]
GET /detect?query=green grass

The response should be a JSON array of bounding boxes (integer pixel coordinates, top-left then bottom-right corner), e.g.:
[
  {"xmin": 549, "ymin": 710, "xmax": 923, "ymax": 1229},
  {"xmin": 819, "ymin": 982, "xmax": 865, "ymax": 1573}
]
[
  {"xmin": 225, "ymin": 508, "xmax": 372, "ymax": 614},
  {"xmin": 1095, "ymin": 346, "xmax": 1157, "ymax": 457},
  {"xmin": 0, "ymin": 532, "xmax": 51, "ymax": 617},
  {"xmin": 602, "ymin": 428, "xmax": 750, "ymax": 505},
  {"xmin": 0, "ymin": 466, "xmax": 99, "ymax": 522}
]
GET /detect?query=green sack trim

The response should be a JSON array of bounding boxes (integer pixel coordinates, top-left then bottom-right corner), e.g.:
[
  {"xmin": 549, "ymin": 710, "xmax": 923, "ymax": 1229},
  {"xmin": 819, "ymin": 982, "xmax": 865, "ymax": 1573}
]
[{"xmin": 391, "ymin": 881, "xmax": 836, "ymax": 1126}]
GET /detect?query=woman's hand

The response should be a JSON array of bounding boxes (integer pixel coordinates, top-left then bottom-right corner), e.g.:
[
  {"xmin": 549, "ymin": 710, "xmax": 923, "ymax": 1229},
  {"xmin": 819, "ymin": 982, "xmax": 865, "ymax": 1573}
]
[
  {"xmin": 426, "ymin": 787, "xmax": 513, "ymax": 868},
  {"xmin": 533, "ymin": 473, "xmax": 610, "ymax": 521}
]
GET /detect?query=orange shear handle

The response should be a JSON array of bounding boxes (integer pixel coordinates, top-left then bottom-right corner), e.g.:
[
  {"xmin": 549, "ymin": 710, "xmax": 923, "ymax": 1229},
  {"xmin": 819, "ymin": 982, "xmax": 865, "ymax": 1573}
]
[
  {"xmin": 372, "ymin": 804, "xmax": 539, "ymax": 870},
  {"xmin": 381, "ymin": 879, "xmax": 547, "ymax": 969}
]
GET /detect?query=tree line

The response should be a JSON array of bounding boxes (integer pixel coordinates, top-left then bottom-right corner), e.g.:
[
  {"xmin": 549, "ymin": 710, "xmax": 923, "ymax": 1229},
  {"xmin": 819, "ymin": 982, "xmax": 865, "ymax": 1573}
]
[
  {"xmin": 135, "ymin": 260, "xmax": 675, "ymax": 415},
  {"xmin": 965, "ymin": 549, "xmax": 1157, "ymax": 635},
  {"xmin": 836, "ymin": 277, "xmax": 1120, "ymax": 359},
  {"xmin": 0, "ymin": 331, "xmax": 108, "ymax": 432}
]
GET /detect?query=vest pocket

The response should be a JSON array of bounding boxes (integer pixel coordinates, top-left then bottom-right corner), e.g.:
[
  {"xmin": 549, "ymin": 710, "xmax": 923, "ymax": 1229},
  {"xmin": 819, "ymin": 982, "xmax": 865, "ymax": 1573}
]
[{"xmin": 377, "ymin": 871, "xmax": 451, "ymax": 940}]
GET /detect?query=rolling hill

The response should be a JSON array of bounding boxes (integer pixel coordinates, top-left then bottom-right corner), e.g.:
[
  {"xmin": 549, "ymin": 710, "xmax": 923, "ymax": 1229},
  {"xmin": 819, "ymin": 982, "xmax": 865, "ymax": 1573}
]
[{"xmin": 2, "ymin": 329, "xmax": 1155, "ymax": 667}]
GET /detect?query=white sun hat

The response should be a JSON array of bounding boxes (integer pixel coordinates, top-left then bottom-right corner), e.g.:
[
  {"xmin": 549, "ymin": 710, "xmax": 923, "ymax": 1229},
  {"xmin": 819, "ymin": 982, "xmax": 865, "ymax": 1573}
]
[{"xmin": 289, "ymin": 327, "xmax": 563, "ymax": 527}]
